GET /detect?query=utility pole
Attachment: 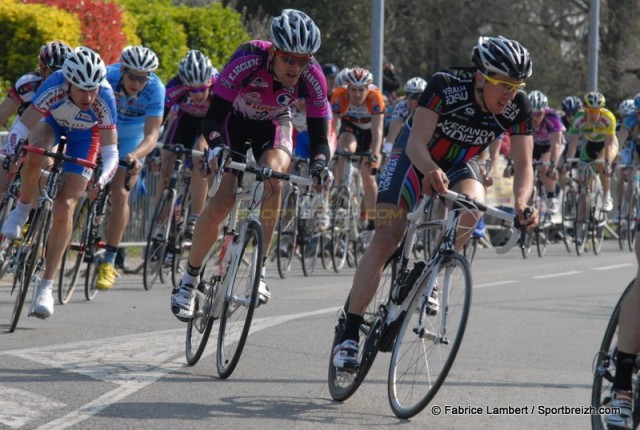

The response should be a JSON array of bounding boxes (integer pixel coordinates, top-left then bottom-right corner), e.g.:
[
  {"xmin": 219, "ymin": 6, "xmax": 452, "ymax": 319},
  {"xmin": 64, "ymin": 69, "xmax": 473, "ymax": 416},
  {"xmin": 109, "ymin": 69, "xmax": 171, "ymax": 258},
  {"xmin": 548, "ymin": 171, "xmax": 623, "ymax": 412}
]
[{"xmin": 371, "ymin": 0, "xmax": 384, "ymax": 89}]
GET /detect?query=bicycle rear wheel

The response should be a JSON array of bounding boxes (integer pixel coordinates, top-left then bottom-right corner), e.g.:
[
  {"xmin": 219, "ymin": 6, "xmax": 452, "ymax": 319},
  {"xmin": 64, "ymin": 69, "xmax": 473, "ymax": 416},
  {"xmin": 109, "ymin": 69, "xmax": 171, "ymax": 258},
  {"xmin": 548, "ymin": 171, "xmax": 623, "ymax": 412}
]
[
  {"xmin": 330, "ymin": 188, "xmax": 350, "ymax": 272},
  {"xmin": 388, "ymin": 252, "xmax": 471, "ymax": 419},
  {"xmin": 627, "ymin": 188, "xmax": 638, "ymax": 252},
  {"xmin": 216, "ymin": 221, "xmax": 263, "ymax": 379},
  {"xmin": 300, "ymin": 231, "xmax": 319, "ymax": 277},
  {"xmin": 58, "ymin": 197, "xmax": 90, "ymax": 304},
  {"xmin": 328, "ymin": 250, "xmax": 398, "ymax": 401},
  {"xmin": 536, "ymin": 217, "xmax": 550, "ymax": 258},
  {"xmin": 143, "ymin": 190, "xmax": 171, "ymax": 290},
  {"xmin": 575, "ymin": 189, "xmax": 590, "ymax": 256},
  {"xmin": 590, "ymin": 279, "xmax": 635, "ymax": 430},
  {"xmin": 276, "ymin": 189, "xmax": 297, "ymax": 279},
  {"xmin": 172, "ymin": 189, "xmax": 192, "ymax": 289}
]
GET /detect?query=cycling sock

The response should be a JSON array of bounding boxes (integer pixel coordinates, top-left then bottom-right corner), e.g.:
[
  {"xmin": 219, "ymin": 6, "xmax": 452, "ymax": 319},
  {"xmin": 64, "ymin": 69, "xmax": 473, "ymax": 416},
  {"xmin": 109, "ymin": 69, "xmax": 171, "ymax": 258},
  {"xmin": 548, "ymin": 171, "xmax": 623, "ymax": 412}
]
[
  {"xmin": 343, "ymin": 313, "xmax": 364, "ymax": 342},
  {"xmin": 188, "ymin": 213, "xmax": 199, "ymax": 223},
  {"xmin": 13, "ymin": 200, "xmax": 31, "ymax": 222},
  {"xmin": 186, "ymin": 263, "xmax": 201, "ymax": 277},
  {"xmin": 612, "ymin": 351, "xmax": 636, "ymax": 392},
  {"xmin": 102, "ymin": 245, "xmax": 118, "ymax": 265},
  {"xmin": 39, "ymin": 278, "xmax": 54, "ymax": 291}
]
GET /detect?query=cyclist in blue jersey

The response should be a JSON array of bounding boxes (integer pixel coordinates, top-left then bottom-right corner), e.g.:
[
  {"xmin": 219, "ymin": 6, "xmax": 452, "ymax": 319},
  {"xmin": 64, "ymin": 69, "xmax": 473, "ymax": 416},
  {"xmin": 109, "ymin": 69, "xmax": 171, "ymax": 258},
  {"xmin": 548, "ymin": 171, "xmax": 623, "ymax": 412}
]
[
  {"xmin": 332, "ymin": 36, "xmax": 537, "ymax": 370},
  {"xmin": 1, "ymin": 47, "xmax": 119, "ymax": 319},
  {"xmin": 95, "ymin": 45, "xmax": 165, "ymax": 291},
  {"xmin": 171, "ymin": 9, "xmax": 332, "ymax": 322},
  {"xmin": 385, "ymin": 77, "xmax": 428, "ymax": 152}
]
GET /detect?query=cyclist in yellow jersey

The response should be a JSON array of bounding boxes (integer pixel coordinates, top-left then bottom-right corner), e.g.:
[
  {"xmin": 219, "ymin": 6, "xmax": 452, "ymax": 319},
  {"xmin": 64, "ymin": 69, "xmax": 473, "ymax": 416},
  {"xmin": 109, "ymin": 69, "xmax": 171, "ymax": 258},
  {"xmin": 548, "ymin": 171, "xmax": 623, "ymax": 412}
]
[{"xmin": 565, "ymin": 91, "xmax": 618, "ymax": 211}]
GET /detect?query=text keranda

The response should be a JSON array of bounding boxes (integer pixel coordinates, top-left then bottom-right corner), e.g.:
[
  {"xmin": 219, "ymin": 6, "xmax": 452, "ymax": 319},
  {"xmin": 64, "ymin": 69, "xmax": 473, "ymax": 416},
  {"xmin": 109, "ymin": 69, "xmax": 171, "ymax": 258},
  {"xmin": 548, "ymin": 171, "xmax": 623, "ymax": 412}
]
[{"xmin": 439, "ymin": 119, "xmax": 497, "ymax": 144}]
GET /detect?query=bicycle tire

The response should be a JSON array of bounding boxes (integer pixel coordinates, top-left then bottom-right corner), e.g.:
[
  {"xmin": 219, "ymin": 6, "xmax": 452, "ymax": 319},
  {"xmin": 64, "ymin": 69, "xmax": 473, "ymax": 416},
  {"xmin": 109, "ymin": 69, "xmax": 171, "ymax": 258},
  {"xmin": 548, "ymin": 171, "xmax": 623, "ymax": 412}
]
[
  {"xmin": 575, "ymin": 188, "xmax": 590, "ymax": 256},
  {"xmin": 561, "ymin": 184, "xmax": 577, "ymax": 254},
  {"xmin": 85, "ymin": 195, "xmax": 111, "ymax": 301},
  {"xmin": 276, "ymin": 189, "xmax": 297, "ymax": 279},
  {"xmin": 592, "ymin": 187, "xmax": 605, "ymax": 256},
  {"xmin": 0, "ymin": 195, "xmax": 17, "ymax": 279},
  {"xmin": 627, "ymin": 189, "xmax": 638, "ymax": 252},
  {"xmin": 462, "ymin": 238, "xmax": 478, "ymax": 266},
  {"xmin": 617, "ymin": 202, "xmax": 627, "ymax": 251},
  {"xmin": 388, "ymin": 252, "xmax": 471, "ymax": 419},
  {"xmin": 186, "ymin": 278, "xmax": 217, "ymax": 365},
  {"xmin": 9, "ymin": 209, "xmax": 48, "ymax": 332},
  {"xmin": 330, "ymin": 188, "xmax": 350, "ymax": 273},
  {"xmin": 216, "ymin": 221, "xmax": 263, "ymax": 379},
  {"xmin": 58, "ymin": 197, "xmax": 90, "ymax": 304},
  {"xmin": 590, "ymin": 279, "xmax": 636, "ymax": 430},
  {"xmin": 143, "ymin": 189, "xmax": 172, "ymax": 290},
  {"xmin": 328, "ymin": 250, "xmax": 398, "ymax": 401},
  {"xmin": 171, "ymin": 188, "xmax": 192, "ymax": 289},
  {"xmin": 536, "ymin": 217, "xmax": 550, "ymax": 258},
  {"xmin": 301, "ymin": 232, "xmax": 320, "ymax": 277}
]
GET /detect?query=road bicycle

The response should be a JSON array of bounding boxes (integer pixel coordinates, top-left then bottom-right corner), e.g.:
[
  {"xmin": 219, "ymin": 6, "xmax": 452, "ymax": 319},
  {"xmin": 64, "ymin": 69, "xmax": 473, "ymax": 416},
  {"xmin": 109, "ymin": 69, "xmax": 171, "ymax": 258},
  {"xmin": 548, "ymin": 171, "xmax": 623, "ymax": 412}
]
[
  {"xmin": 0, "ymin": 158, "xmax": 23, "ymax": 279},
  {"xmin": 613, "ymin": 163, "xmax": 639, "ymax": 252},
  {"xmin": 327, "ymin": 190, "xmax": 520, "ymax": 418},
  {"xmin": 519, "ymin": 160, "xmax": 553, "ymax": 258},
  {"xmin": 275, "ymin": 156, "xmax": 328, "ymax": 278},
  {"xmin": 185, "ymin": 149, "xmax": 312, "ymax": 379},
  {"xmin": 144, "ymin": 143, "xmax": 203, "ymax": 290},
  {"xmin": 328, "ymin": 150, "xmax": 370, "ymax": 271},
  {"xmin": 574, "ymin": 159, "xmax": 608, "ymax": 256},
  {"xmin": 58, "ymin": 159, "xmax": 134, "ymax": 304},
  {"xmin": 560, "ymin": 158, "xmax": 580, "ymax": 254},
  {"xmin": 591, "ymin": 278, "xmax": 640, "ymax": 429},
  {"xmin": 6, "ymin": 137, "xmax": 96, "ymax": 332}
]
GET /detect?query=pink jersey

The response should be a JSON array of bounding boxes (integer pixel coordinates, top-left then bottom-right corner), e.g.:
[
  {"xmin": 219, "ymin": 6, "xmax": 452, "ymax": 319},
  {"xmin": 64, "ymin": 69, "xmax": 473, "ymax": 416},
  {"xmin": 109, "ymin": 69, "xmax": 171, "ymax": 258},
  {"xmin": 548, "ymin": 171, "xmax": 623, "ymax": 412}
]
[
  {"xmin": 532, "ymin": 108, "xmax": 565, "ymax": 146},
  {"xmin": 214, "ymin": 40, "xmax": 330, "ymax": 121}
]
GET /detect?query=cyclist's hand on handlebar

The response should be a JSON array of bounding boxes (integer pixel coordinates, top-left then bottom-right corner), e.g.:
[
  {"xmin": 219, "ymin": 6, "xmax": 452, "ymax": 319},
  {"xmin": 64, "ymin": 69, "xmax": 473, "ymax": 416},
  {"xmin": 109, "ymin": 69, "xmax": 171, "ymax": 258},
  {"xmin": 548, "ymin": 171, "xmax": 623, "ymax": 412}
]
[
  {"xmin": 126, "ymin": 154, "xmax": 142, "ymax": 175},
  {"xmin": 422, "ymin": 167, "xmax": 449, "ymax": 195},
  {"xmin": 310, "ymin": 161, "xmax": 333, "ymax": 191},
  {"xmin": 515, "ymin": 205, "xmax": 538, "ymax": 232},
  {"xmin": 87, "ymin": 181, "xmax": 103, "ymax": 201},
  {"xmin": 207, "ymin": 145, "xmax": 228, "ymax": 176},
  {"xmin": 367, "ymin": 153, "xmax": 380, "ymax": 175}
]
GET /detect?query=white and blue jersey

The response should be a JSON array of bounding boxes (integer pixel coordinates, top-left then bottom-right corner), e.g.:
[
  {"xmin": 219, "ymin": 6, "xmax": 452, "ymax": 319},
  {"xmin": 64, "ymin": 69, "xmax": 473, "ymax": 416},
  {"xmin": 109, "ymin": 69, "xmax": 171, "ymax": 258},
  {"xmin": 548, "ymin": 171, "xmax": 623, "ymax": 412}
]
[
  {"xmin": 106, "ymin": 64, "xmax": 165, "ymax": 159},
  {"xmin": 31, "ymin": 70, "xmax": 117, "ymax": 177}
]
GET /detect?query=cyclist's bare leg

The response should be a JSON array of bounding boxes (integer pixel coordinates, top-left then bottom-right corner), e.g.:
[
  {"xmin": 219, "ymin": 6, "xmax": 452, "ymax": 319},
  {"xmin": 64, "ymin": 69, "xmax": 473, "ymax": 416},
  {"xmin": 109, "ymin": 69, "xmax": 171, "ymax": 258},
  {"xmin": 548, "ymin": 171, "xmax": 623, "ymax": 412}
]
[
  {"xmin": 538, "ymin": 152, "xmax": 555, "ymax": 195},
  {"xmin": 257, "ymin": 148, "xmax": 290, "ymax": 255},
  {"xmin": 105, "ymin": 168, "xmax": 135, "ymax": 247},
  {"xmin": 189, "ymin": 138, "xmax": 209, "ymax": 217},
  {"xmin": 347, "ymin": 203, "xmax": 407, "ymax": 315},
  {"xmin": 359, "ymin": 158, "xmax": 378, "ymax": 225},
  {"xmin": 15, "ymin": 122, "xmax": 55, "ymax": 206},
  {"xmin": 43, "ymin": 172, "xmax": 88, "ymax": 280},
  {"xmin": 452, "ymin": 178, "xmax": 485, "ymax": 250}
]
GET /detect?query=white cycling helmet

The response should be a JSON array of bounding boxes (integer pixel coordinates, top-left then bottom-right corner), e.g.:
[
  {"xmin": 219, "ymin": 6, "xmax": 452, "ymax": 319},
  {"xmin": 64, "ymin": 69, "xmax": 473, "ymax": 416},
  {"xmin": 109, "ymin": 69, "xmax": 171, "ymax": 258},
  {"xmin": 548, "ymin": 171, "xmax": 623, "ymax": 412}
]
[
  {"xmin": 179, "ymin": 50, "xmax": 213, "ymax": 87},
  {"xmin": 334, "ymin": 67, "xmax": 349, "ymax": 87},
  {"xmin": 345, "ymin": 67, "xmax": 373, "ymax": 86},
  {"xmin": 404, "ymin": 77, "xmax": 427, "ymax": 94},
  {"xmin": 62, "ymin": 46, "xmax": 106, "ymax": 91},
  {"xmin": 120, "ymin": 45, "xmax": 159, "ymax": 73},
  {"xmin": 471, "ymin": 36, "xmax": 532, "ymax": 80},
  {"xmin": 270, "ymin": 9, "xmax": 321, "ymax": 55},
  {"xmin": 619, "ymin": 99, "xmax": 635, "ymax": 117},
  {"xmin": 528, "ymin": 90, "xmax": 548, "ymax": 112}
]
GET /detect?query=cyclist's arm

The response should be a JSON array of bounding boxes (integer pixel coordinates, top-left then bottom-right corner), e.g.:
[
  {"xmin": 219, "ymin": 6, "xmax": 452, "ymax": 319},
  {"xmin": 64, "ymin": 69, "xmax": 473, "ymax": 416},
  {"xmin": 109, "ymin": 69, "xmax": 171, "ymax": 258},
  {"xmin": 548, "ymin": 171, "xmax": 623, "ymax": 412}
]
[
  {"xmin": 385, "ymin": 118, "xmax": 403, "ymax": 146},
  {"xmin": 0, "ymin": 97, "xmax": 19, "ymax": 129},
  {"xmin": 509, "ymin": 134, "xmax": 535, "ymax": 217},
  {"xmin": 370, "ymin": 113, "xmax": 384, "ymax": 162},
  {"xmin": 307, "ymin": 116, "xmax": 330, "ymax": 167},
  {"xmin": 405, "ymin": 106, "xmax": 447, "ymax": 194},
  {"xmin": 201, "ymin": 94, "xmax": 233, "ymax": 148},
  {"xmin": 484, "ymin": 137, "xmax": 501, "ymax": 186},
  {"xmin": 130, "ymin": 116, "xmax": 163, "ymax": 173},
  {"xmin": 617, "ymin": 124, "xmax": 630, "ymax": 148},
  {"xmin": 549, "ymin": 131, "xmax": 562, "ymax": 166},
  {"xmin": 566, "ymin": 133, "xmax": 580, "ymax": 160},
  {"xmin": 604, "ymin": 133, "xmax": 617, "ymax": 163},
  {"xmin": 97, "ymin": 128, "xmax": 119, "ymax": 187}
]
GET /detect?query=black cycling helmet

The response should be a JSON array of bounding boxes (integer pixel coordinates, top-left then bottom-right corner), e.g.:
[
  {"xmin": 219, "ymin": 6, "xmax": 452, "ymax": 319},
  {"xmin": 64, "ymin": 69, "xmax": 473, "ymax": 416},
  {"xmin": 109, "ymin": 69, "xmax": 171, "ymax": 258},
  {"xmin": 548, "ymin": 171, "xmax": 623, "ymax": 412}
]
[
  {"xmin": 471, "ymin": 36, "xmax": 532, "ymax": 80},
  {"xmin": 561, "ymin": 96, "xmax": 583, "ymax": 116},
  {"xmin": 322, "ymin": 63, "xmax": 340, "ymax": 77}
]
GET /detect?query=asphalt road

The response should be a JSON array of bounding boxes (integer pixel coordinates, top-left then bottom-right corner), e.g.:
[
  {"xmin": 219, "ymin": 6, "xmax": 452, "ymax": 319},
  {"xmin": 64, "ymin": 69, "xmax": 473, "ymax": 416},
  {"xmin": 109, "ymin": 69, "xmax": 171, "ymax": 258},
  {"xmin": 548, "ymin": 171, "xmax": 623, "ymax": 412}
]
[{"xmin": 0, "ymin": 240, "xmax": 635, "ymax": 430}]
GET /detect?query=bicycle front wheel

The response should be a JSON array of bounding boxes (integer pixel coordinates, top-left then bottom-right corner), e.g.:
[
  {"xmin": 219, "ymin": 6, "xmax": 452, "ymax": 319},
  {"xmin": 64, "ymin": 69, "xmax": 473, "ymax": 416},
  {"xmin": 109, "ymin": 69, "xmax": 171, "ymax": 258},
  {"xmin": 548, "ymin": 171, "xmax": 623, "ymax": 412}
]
[
  {"xmin": 186, "ymin": 278, "xmax": 217, "ymax": 365},
  {"xmin": 330, "ymin": 188, "xmax": 350, "ymax": 273},
  {"xmin": 0, "ymin": 194, "xmax": 17, "ymax": 279},
  {"xmin": 143, "ymin": 190, "xmax": 172, "ymax": 290},
  {"xmin": 627, "ymin": 188, "xmax": 638, "ymax": 252},
  {"xmin": 216, "ymin": 221, "xmax": 264, "ymax": 379},
  {"xmin": 561, "ymin": 185, "xmax": 577, "ymax": 253},
  {"xmin": 388, "ymin": 252, "xmax": 471, "ymax": 419},
  {"xmin": 575, "ymin": 189, "xmax": 590, "ymax": 256},
  {"xmin": 276, "ymin": 189, "xmax": 297, "ymax": 279},
  {"xmin": 592, "ymin": 187, "xmax": 605, "ymax": 256},
  {"xmin": 58, "ymin": 197, "xmax": 90, "ymax": 304},
  {"xmin": 590, "ymin": 279, "xmax": 635, "ymax": 430}
]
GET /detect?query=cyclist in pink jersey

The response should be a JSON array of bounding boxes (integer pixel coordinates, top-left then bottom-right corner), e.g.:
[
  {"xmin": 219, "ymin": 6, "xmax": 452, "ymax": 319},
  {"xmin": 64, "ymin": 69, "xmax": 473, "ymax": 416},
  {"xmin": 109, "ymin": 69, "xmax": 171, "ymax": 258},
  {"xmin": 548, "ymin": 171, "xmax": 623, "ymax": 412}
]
[{"xmin": 171, "ymin": 9, "xmax": 332, "ymax": 321}]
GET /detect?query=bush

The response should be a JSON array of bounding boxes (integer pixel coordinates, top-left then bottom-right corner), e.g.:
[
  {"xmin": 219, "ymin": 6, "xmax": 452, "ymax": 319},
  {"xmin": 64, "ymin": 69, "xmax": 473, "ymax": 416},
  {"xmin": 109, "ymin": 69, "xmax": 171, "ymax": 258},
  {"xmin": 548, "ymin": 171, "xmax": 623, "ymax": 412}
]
[{"xmin": 0, "ymin": 1, "xmax": 81, "ymax": 83}]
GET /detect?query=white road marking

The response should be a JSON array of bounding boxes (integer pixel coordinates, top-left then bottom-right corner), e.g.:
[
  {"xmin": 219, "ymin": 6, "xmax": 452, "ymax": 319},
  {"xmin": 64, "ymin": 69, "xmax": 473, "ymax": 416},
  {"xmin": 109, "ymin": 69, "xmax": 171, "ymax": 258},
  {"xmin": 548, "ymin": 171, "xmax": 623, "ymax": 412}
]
[
  {"xmin": 533, "ymin": 271, "xmax": 582, "ymax": 279},
  {"xmin": 591, "ymin": 263, "xmax": 633, "ymax": 271},
  {"xmin": 474, "ymin": 280, "xmax": 518, "ymax": 288},
  {"xmin": 0, "ymin": 306, "xmax": 338, "ymax": 430}
]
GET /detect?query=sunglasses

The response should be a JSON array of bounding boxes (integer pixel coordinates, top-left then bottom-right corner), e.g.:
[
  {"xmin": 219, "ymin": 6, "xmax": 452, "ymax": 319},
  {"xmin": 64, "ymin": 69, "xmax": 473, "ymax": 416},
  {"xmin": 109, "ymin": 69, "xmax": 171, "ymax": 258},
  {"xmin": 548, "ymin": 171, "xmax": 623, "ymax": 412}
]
[
  {"xmin": 124, "ymin": 70, "xmax": 149, "ymax": 83},
  {"xmin": 275, "ymin": 51, "xmax": 312, "ymax": 67},
  {"xmin": 585, "ymin": 107, "xmax": 602, "ymax": 114},
  {"xmin": 188, "ymin": 85, "xmax": 209, "ymax": 94},
  {"xmin": 482, "ymin": 73, "xmax": 526, "ymax": 93}
]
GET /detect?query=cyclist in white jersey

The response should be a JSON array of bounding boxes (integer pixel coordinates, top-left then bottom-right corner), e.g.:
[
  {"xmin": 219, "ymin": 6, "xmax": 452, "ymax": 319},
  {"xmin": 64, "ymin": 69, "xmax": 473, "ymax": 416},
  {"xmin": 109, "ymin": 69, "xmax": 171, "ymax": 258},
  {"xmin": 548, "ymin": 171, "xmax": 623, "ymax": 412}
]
[
  {"xmin": 94, "ymin": 45, "xmax": 165, "ymax": 291},
  {"xmin": 1, "ymin": 47, "xmax": 119, "ymax": 319}
]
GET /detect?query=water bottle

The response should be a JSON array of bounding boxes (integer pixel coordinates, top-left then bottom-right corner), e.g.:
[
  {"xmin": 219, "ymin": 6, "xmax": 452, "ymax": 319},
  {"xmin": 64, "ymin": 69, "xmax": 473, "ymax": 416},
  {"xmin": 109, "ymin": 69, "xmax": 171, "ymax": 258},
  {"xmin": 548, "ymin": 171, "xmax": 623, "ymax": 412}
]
[{"xmin": 217, "ymin": 233, "xmax": 234, "ymax": 275}]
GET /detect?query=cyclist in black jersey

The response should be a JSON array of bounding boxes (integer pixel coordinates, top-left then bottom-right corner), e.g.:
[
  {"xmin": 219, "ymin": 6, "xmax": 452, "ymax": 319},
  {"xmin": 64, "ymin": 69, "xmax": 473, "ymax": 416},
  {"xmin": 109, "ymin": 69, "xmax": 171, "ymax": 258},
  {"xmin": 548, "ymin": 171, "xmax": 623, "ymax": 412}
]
[{"xmin": 332, "ymin": 36, "xmax": 537, "ymax": 370}]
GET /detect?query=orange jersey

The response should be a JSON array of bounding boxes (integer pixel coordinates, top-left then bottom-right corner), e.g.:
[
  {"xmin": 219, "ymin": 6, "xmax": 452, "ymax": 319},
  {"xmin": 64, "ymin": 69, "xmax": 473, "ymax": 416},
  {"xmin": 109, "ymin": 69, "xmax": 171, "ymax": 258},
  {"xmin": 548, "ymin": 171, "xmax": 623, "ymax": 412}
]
[{"xmin": 330, "ymin": 86, "xmax": 385, "ymax": 130}]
